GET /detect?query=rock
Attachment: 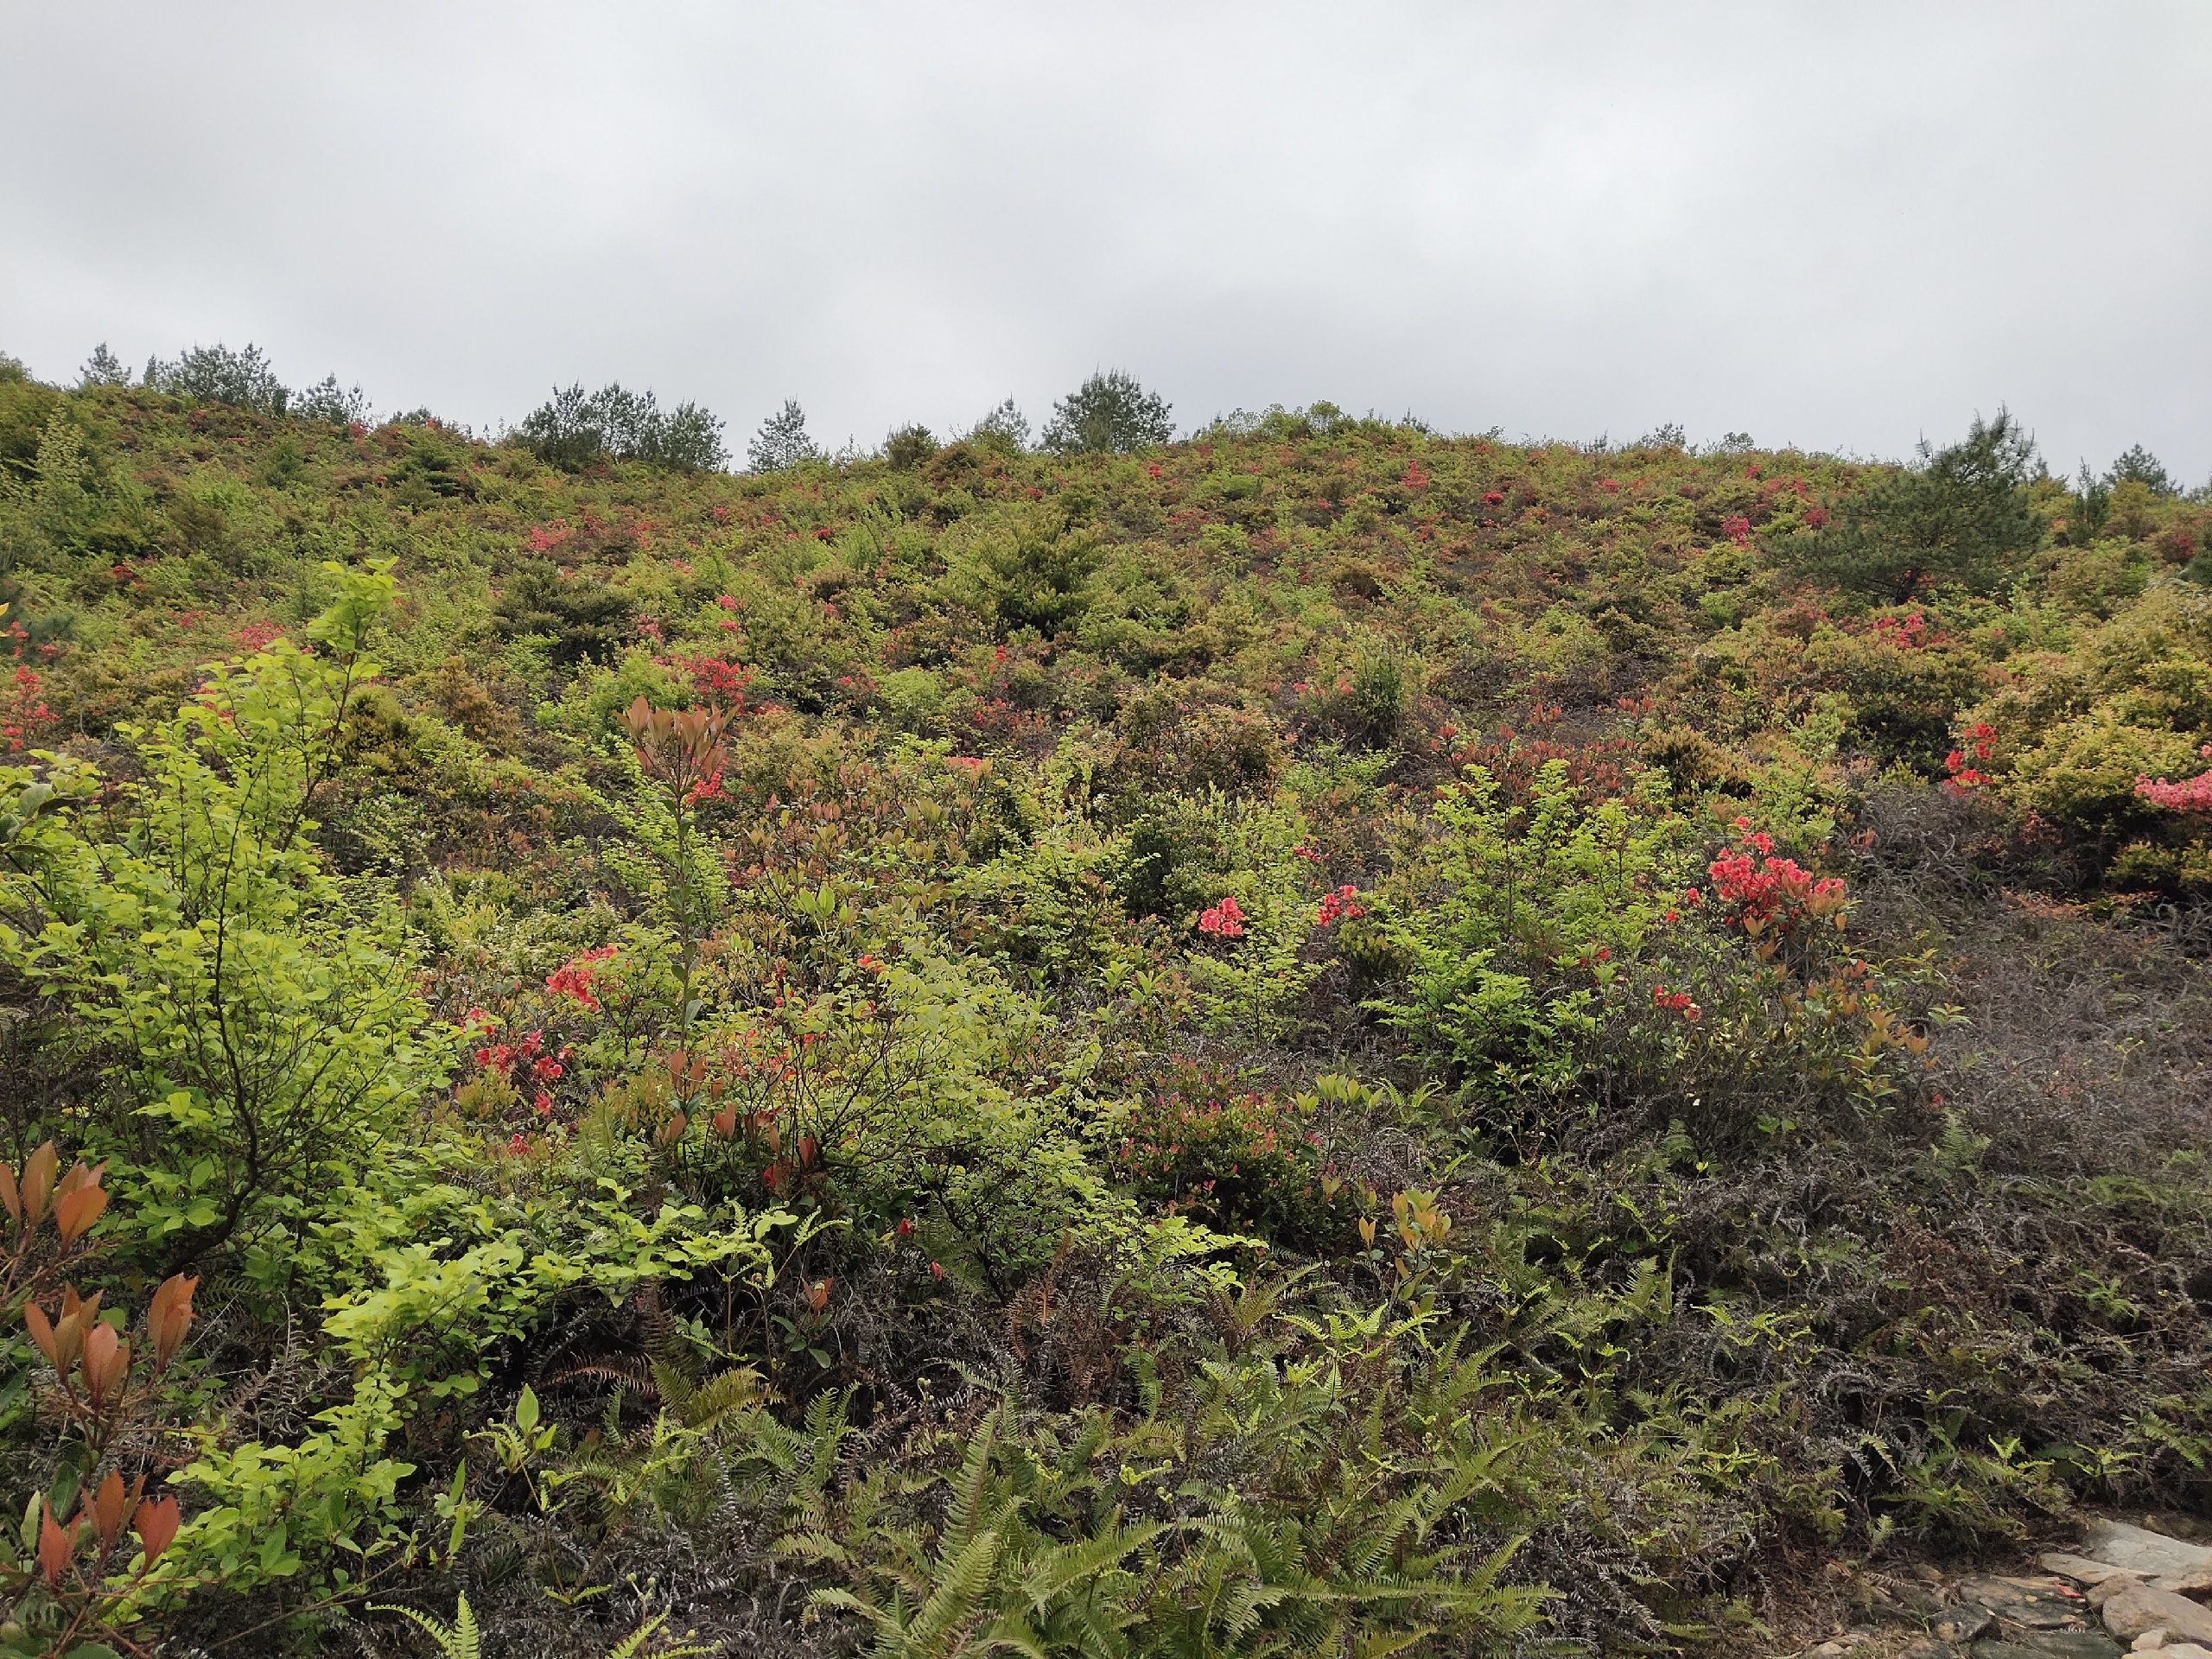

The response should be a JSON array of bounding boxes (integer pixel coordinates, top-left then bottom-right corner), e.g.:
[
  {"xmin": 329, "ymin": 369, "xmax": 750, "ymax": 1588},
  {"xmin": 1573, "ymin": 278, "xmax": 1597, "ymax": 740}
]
[
  {"xmin": 2160, "ymin": 1646, "xmax": 2212, "ymax": 1659},
  {"xmin": 1937, "ymin": 1609, "xmax": 1996, "ymax": 1644},
  {"xmin": 2143, "ymin": 1515, "xmax": 2212, "ymax": 1547},
  {"xmin": 2008, "ymin": 1634, "xmax": 2122, "ymax": 1659},
  {"xmin": 2047, "ymin": 1553, "xmax": 2146, "ymax": 1587},
  {"xmin": 2084, "ymin": 1522, "xmax": 2212, "ymax": 1592},
  {"xmin": 2092, "ymin": 1577, "xmax": 2151, "ymax": 1611},
  {"xmin": 1900, "ymin": 1643, "xmax": 1961, "ymax": 1659},
  {"xmin": 1959, "ymin": 1577, "xmax": 2093, "ymax": 1629},
  {"xmin": 2103, "ymin": 1586, "xmax": 2212, "ymax": 1647},
  {"xmin": 2133, "ymin": 1634, "xmax": 2166, "ymax": 1653},
  {"xmin": 1979, "ymin": 1641, "xmax": 2120, "ymax": 1659}
]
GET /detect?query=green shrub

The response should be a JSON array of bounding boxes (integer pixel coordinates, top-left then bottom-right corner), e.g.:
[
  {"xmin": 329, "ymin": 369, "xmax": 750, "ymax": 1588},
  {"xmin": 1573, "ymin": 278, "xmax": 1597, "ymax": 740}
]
[
  {"xmin": 1370, "ymin": 760, "xmax": 1683, "ymax": 1096},
  {"xmin": 1107, "ymin": 1061, "xmax": 1352, "ymax": 1250},
  {"xmin": 493, "ymin": 559, "xmax": 638, "ymax": 664}
]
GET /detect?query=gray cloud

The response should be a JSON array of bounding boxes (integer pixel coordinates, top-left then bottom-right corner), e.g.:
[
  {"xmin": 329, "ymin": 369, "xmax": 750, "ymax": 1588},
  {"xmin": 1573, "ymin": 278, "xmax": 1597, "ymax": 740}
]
[{"xmin": 3, "ymin": 2, "xmax": 2208, "ymax": 480}]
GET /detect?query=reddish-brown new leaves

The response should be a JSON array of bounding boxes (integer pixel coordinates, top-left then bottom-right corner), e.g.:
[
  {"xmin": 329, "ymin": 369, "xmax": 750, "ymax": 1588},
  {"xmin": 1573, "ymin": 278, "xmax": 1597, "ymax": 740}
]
[
  {"xmin": 624, "ymin": 695, "xmax": 731, "ymax": 804},
  {"xmin": 134, "ymin": 1494, "xmax": 181, "ymax": 1566},
  {"xmin": 147, "ymin": 1272, "xmax": 198, "ymax": 1373}
]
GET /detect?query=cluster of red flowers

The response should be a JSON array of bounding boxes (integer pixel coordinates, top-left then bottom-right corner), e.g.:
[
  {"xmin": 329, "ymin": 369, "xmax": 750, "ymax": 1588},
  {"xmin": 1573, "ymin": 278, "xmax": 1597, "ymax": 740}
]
[
  {"xmin": 526, "ymin": 519, "xmax": 575, "ymax": 554},
  {"xmin": 2137, "ymin": 747, "xmax": 2212, "ymax": 811},
  {"xmin": 1481, "ymin": 490, "xmax": 1506, "ymax": 506},
  {"xmin": 1872, "ymin": 610, "xmax": 1941, "ymax": 650},
  {"xmin": 1707, "ymin": 823, "xmax": 1847, "ymax": 931},
  {"xmin": 673, "ymin": 655, "xmax": 749, "ymax": 701},
  {"xmin": 1650, "ymin": 983, "xmax": 1702, "ymax": 1021},
  {"xmin": 1197, "ymin": 896, "xmax": 1246, "ymax": 938},
  {"xmin": 230, "ymin": 620, "xmax": 283, "ymax": 653},
  {"xmin": 1945, "ymin": 722, "xmax": 1997, "ymax": 790},
  {"xmin": 473, "ymin": 1026, "xmax": 571, "ymax": 1118},
  {"xmin": 1313, "ymin": 886, "xmax": 1365, "ymax": 926},
  {"xmin": 546, "ymin": 944, "xmax": 618, "ymax": 1013},
  {"xmin": 1721, "ymin": 515, "xmax": 1753, "ymax": 547},
  {"xmin": 1, "ymin": 666, "xmax": 52, "ymax": 753}
]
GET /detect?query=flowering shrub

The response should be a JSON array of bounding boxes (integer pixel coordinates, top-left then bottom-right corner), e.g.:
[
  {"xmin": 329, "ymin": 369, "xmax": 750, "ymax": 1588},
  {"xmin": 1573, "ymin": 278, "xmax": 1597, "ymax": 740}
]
[
  {"xmin": 1872, "ymin": 609, "xmax": 1942, "ymax": 650},
  {"xmin": 1944, "ymin": 722, "xmax": 1997, "ymax": 790},
  {"xmin": 545, "ymin": 944, "xmax": 619, "ymax": 1012},
  {"xmin": 1707, "ymin": 823, "xmax": 1848, "ymax": 976},
  {"xmin": 2138, "ymin": 746, "xmax": 2212, "ymax": 811},
  {"xmin": 1313, "ymin": 884, "xmax": 1365, "ymax": 926},
  {"xmin": 0, "ymin": 665, "xmax": 52, "ymax": 752},
  {"xmin": 465, "ymin": 1027, "xmax": 571, "ymax": 1121},
  {"xmin": 1195, "ymin": 894, "xmax": 1245, "ymax": 938}
]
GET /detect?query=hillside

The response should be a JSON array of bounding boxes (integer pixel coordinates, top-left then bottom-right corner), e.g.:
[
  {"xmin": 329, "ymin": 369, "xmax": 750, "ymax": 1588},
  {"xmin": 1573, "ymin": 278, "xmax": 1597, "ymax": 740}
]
[{"xmin": 1, "ymin": 353, "xmax": 2210, "ymax": 1657}]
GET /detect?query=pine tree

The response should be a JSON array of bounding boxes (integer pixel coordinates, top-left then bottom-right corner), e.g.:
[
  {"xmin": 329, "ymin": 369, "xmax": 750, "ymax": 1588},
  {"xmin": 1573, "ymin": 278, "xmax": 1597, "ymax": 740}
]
[
  {"xmin": 77, "ymin": 343, "xmax": 130, "ymax": 388},
  {"xmin": 1042, "ymin": 371, "xmax": 1171, "ymax": 454},
  {"xmin": 747, "ymin": 398, "xmax": 819, "ymax": 472}
]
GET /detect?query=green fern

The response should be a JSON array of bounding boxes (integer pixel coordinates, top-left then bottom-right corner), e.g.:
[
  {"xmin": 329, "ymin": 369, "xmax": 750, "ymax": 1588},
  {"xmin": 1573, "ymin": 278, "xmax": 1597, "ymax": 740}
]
[
  {"xmin": 374, "ymin": 1595, "xmax": 715, "ymax": 1659},
  {"xmin": 372, "ymin": 1594, "xmax": 482, "ymax": 1659}
]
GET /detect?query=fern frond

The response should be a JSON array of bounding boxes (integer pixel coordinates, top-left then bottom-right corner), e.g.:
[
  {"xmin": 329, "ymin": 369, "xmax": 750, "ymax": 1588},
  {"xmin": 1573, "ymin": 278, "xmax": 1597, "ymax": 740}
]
[
  {"xmin": 943, "ymin": 1413, "xmax": 1000, "ymax": 1546},
  {"xmin": 552, "ymin": 1355, "xmax": 658, "ymax": 1398},
  {"xmin": 370, "ymin": 1596, "xmax": 480, "ymax": 1659},
  {"xmin": 678, "ymin": 1363, "xmax": 769, "ymax": 1429},
  {"xmin": 1018, "ymin": 1517, "xmax": 1164, "ymax": 1613},
  {"xmin": 901, "ymin": 1528, "xmax": 1002, "ymax": 1658}
]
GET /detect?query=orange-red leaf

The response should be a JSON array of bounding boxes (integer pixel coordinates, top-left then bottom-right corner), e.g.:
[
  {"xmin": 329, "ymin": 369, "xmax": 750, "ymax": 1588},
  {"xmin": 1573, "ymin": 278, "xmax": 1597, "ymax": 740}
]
[
  {"xmin": 20, "ymin": 1141, "xmax": 57, "ymax": 1226},
  {"xmin": 90, "ymin": 1470, "xmax": 126, "ymax": 1546},
  {"xmin": 133, "ymin": 1494, "xmax": 180, "ymax": 1567},
  {"xmin": 149, "ymin": 1274, "xmax": 198, "ymax": 1373},
  {"xmin": 37, "ymin": 1499, "xmax": 70, "ymax": 1586},
  {"xmin": 81, "ymin": 1321, "xmax": 129, "ymax": 1408},
  {"xmin": 52, "ymin": 1183, "xmax": 106, "ymax": 1248},
  {"xmin": 22, "ymin": 1298, "xmax": 59, "ymax": 1368}
]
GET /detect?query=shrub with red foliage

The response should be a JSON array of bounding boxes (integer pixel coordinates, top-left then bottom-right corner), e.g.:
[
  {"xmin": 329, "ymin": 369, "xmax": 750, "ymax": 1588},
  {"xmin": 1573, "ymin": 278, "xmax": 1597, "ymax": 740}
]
[
  {"xmin": 0, "ymin": 667, "xmax": 54, "ymax": 753},
  {"xmin": 1109, "ymin": 1062, "xmax": 1351, "ymax": 1249}
]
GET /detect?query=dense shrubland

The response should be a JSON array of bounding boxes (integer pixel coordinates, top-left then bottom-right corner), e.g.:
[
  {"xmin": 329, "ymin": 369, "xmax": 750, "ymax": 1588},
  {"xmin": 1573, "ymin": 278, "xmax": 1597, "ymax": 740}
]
[{"xmin": 0, "ymin": 344, "xmax": 2208, "ymax": 1657}]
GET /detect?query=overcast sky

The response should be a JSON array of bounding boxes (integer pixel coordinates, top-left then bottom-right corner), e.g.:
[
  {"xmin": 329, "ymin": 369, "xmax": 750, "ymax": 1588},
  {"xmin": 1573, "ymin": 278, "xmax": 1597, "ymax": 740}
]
[{"xmin": 3, "ymin": 3, "xmax": 2208, "ymax": 480}]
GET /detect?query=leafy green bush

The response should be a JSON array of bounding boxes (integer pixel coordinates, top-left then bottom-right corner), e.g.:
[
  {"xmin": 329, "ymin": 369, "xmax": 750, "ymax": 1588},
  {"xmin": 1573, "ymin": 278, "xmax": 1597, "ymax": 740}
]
[
  {"xmin": 1370, "ymin": 760, "xmax": 1682, "ymax": 1096},
  {"xmin": 0, "ymin": 564, "xmax": 447, "ymax": 1268},
  {"xmin": 1106, "ymin": 1062, "xmax": 1352, "ymax": 1249},
  {"xmin": 493, "ymin": 560, "xmax": 639, "ymax": 664}
]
